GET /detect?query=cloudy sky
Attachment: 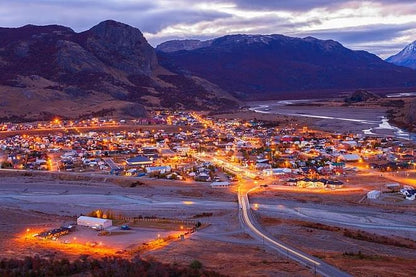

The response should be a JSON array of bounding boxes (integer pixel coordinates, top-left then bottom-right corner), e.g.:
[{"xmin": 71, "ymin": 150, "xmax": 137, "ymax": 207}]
[{"xmin": 1, "ymin": 0, "xmax": 416, "ymax": 58}]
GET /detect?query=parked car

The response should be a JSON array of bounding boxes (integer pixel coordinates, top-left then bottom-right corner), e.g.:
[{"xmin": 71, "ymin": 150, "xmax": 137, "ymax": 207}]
[{"xmin": 120, "ymin": 225, "xmax": 131, "ymax": 230}]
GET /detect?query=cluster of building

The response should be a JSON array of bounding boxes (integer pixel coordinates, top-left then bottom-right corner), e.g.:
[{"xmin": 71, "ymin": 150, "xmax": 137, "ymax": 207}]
[
  {"xmin": 0, "ymin": 110, "xmax": 204, "ymax": 133},
  {"xmin": 1, "ymin": 111, "xmax": 415, "ymax": 192},
  {"xmin": 196, "ymin": 116, "xmax": 414, "ymax": 183},
  {"xmin": 367, "ymin": 183, "xmax": 416, "ymax": 201}
]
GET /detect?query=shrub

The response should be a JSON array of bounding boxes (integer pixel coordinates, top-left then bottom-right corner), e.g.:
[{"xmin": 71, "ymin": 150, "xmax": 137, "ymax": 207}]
[
  {"xmin": 189, "ymin": 260, "xmax": 202, "ymax": 270},
  {"xmin": 1, "ymin": 161, "xmax": 13, "ymax": 168},
  {"xmin": 0, "ymin": 255, "xmax": 224, "ymax": 276}
]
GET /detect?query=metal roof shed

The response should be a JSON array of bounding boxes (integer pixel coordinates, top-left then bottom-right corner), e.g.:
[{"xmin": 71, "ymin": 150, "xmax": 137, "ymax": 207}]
[{"xmin": 77, "ymin": 216, "xmax": 112, "ymax": 229}]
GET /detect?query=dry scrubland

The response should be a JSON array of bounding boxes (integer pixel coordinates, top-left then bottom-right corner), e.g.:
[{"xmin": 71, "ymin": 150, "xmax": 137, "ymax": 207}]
[
  {"xmin": 255, "ymin": 215, "xmax": 416, "ymax": 277},
  {"xmin": 0, "ymin": 172, "xmax": 311, "ymax": 276},
  {"xmin": 249, "ymin": 173, "xmax": 416, "ymax": 277},
  {"xmin": 145, "ymin": 237, "xmax": 312, "ymax": 277}
]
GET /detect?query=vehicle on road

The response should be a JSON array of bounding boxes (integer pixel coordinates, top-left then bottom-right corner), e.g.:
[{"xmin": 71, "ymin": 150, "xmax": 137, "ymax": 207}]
[{"xmin": 120, "ymin": 225, "xmax": 131, "ymax": 230}]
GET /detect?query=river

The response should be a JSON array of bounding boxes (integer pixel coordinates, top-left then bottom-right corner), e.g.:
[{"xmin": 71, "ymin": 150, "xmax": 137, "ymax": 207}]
[{"xmin": 249, "ymin": 99, "xmax": 416, "ymax": 142}]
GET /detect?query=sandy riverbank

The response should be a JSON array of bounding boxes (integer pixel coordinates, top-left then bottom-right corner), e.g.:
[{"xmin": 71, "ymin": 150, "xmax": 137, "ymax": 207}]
[{"xmin": 245, "ymin": 100, "xmax": 416, "ymax": 141}]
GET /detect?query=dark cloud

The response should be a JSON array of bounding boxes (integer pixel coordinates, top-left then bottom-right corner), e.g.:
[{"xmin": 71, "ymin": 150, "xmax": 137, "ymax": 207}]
[
  {"xmin": 231, "ymin": 0, "xmax": 345, "ymax": 11},
  {"xmin": 231, "ymin": 0, "xmax": 416, "ymax": 12},
  {"xmin": 295, "ymin": 23, "xmax": 416, "ymax": 58},
  {"xmin": 127, "ymin": 9, "xmax": 231, "ymax": 33},
  {"xmin": 298, "ymin": 23, "xmax": 416, "ymax": 44},
  {"xmin": 353, "ymin": 43, "xmax": 408, "ymax": 58},
  {"xmin": 0, "ymin": 0, "xmax": 230, "ymax": 33}
]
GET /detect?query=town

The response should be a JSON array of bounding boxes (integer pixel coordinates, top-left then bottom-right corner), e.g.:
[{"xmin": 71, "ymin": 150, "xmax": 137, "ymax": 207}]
[
  {"xmin": 1, "ymin": 111, "xmax": 415, "ymax": 195},
  {"xmin": 1, "ymin": 111, "xmax": 416, "ymax": 276}
]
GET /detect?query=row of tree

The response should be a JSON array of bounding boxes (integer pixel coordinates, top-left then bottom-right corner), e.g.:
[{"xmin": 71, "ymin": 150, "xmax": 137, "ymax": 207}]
[{"xmin": 0, "ymin": 255, "xmax": 224, "ymax": 277}]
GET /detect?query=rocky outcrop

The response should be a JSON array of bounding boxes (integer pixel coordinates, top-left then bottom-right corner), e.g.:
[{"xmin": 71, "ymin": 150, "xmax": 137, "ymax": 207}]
[
  {"xmin": 344, "ymin": 89, "xmax": 381, "ymax": 103},
  {"xmin": 80, "ymin": 20, "xmax": 157, "ymax": 75}
]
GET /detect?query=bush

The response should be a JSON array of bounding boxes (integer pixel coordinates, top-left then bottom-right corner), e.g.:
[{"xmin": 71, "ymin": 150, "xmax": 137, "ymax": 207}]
[
  {"xmin": 193, "ymin": 212, "xmax": 213, "ymax": 218},
  {"xmin": 189, "ymin": 260, "xmax": 202, "ymax": 270},
  {"xmin": 130, "ymin": 181, "xmax": 144, "ymax": 187},
  {"xmin": 1, "ymin": 161, "xmax": 13, "ymax": 169},
  {"xmin": 0, "ymin": 255, "xmax": 224, "ymax": 276},
  {"xmin": 343, "ymin": 229, "xmax": 416, "ymax": 249}
]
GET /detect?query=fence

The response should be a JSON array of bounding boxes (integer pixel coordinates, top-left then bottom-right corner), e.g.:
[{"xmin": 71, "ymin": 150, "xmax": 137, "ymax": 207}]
[{"xmin": 115, "ymin": 216, "xmax": 204, "ymax": 226}]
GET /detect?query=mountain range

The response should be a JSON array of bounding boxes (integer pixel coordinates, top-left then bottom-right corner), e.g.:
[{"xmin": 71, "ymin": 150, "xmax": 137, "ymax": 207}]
[
  {"xmin": 1, "ymin": 20, "xmax": 416, "ymax": 121},
  {"xmin": 157, "ymin": 35, "xmax": 416, "ymax": 100}
]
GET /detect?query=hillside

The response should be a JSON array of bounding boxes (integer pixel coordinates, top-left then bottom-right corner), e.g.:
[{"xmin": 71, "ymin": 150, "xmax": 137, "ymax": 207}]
[
  {"xmin": 0, "ymin": 20, "xmax": 239, "ymax": 121},
  {"xmin": 2, "ymin": 21, "xmax": 416, "ymax": 121},
  {"xmin": 157, "ymin": 35, "xmax": 416, "ymax": 100}
]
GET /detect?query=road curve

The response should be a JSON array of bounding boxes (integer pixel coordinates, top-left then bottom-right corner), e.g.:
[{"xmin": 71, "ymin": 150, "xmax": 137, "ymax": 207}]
[{"xmin": 238, "ymin": 187, "xmax": 351, "ymax": 277}]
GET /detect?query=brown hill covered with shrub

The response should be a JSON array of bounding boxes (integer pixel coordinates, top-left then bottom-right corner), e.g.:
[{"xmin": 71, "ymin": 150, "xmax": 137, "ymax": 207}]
[{"xmin": 0, "ymin": 20, "xmax": 239, "ymax": 121}]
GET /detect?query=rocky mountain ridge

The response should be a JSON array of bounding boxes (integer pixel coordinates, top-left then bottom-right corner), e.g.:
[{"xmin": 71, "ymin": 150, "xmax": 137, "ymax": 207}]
[{"xmin": 158, "ymin": 34, "xmax": 416, "ymax": 100}]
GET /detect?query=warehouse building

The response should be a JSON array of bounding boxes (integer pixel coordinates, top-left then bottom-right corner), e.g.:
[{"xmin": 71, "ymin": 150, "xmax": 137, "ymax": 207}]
[{"xmin": 77, "ymin": 216, "xmax": 112, "ymax": 229}]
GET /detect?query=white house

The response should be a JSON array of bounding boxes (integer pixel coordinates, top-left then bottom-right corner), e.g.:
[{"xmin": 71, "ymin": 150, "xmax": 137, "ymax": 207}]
[
  {"xmin": 210, "ymin": 181, "xmax": 230, "ymax": 188},
  {"xmin": 146, "ymin": 166, "xmax": 171, "ymax": 174},
  {"xmin": 401, "ymin": 189, "xmax": 416, "ymax": 201},
  {"xmin": 263, "ymin": 168, "xmax": 292, "ymax": 176},
  {"xmin": 339, "ymin": 154, "xmax": 361, "ymax": 162},
  {"xmin": 367, "ymin": 190, "xmax": 381, "ymax": 199}
]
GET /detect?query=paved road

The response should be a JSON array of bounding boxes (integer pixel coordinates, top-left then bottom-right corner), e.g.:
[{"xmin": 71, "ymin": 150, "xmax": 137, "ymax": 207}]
[
  {"xmin": 238, "ymin": 185, "xmax": 351, "ymax": 277},
  {"xmin": 192, "ymin": 152, "xmax": 351, "ymax": 276}
]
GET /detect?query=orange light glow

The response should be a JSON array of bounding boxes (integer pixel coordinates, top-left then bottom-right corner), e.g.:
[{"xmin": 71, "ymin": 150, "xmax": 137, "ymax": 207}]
[{"xmin": 16, "ymin": 228, "xmax": 118, "ymax": 257}]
